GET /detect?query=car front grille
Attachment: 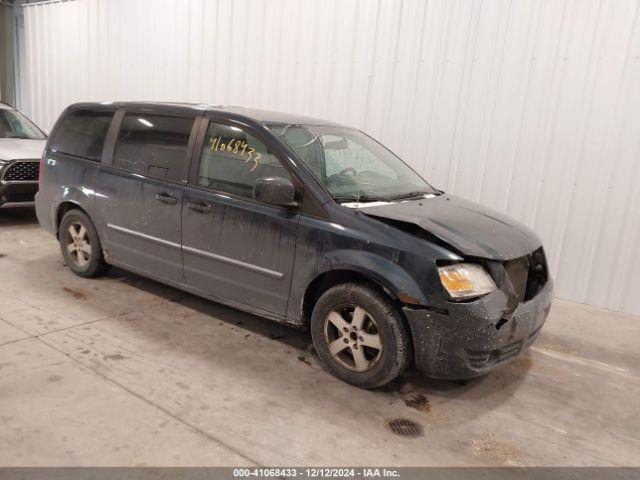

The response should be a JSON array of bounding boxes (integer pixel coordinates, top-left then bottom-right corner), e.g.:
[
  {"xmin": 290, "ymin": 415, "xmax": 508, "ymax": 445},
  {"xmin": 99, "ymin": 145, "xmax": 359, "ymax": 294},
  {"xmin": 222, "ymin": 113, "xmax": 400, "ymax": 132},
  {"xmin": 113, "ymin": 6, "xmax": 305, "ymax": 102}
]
[
  {"xmin": 2, "ymin": 160, "xmax": 39, "ymax": 182},
  {"xmin": 504, "ymin": 247, "xmax": 549, "ymax": 302}
]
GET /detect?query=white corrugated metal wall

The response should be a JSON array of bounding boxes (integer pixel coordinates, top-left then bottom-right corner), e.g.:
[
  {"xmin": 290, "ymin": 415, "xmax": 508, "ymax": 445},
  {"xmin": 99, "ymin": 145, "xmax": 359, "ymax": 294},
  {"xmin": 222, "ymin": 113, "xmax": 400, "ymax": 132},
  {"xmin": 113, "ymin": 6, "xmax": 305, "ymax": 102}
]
[
  {"xmin": 18, "ymin": 0, "xmax": 640, "ymax": 315},
  {"xmin": 0, "ymin": 1, "xmax": 15, "ymax": 103}
]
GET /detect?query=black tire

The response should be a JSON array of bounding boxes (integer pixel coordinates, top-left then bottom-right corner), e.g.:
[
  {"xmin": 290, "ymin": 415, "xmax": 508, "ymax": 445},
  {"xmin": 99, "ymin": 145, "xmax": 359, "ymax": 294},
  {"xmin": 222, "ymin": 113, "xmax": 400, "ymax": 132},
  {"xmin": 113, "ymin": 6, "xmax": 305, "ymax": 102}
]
[
  {"xmin": 310, "ymin": 282, "xmax": 410, "ymax": 389},
  {"xmin": 58, "ymin": 209, "xmax": 109, "ymax": 278}
]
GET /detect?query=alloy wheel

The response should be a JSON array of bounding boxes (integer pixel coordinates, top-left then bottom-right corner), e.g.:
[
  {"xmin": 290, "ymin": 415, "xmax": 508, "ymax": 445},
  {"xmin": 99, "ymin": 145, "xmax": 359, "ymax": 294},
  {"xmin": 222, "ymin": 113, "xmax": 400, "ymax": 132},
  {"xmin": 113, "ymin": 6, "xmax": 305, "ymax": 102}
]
[
  {"xmin": 323, "ymin": 305, "xmax": 383, "ymax": 372},
  {"xmin": 65, "ymin": 221, "xmax": 92, "ymax": 267}
]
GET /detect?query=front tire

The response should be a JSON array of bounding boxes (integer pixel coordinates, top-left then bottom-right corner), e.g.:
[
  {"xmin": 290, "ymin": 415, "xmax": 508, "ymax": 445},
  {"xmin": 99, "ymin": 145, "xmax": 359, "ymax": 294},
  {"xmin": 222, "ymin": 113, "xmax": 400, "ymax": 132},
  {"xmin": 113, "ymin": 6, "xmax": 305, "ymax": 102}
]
[
  {"xmin": 310, "ymin": 283, "xmax": 410, "ymax": 389},
  {"xmin": 59, "ymin": 209, "xmax": 109, "ymax": 278}
]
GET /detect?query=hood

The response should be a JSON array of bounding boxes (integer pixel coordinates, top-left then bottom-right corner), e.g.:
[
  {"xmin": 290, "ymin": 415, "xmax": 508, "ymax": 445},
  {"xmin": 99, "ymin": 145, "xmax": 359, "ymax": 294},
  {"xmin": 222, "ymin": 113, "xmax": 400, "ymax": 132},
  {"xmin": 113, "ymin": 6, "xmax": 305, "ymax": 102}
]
[
  {"xmin": 0, "ymin": 138, "xmax": 46, "ymax": 161},
  {"xmin": 361, "ymin": 194, "xmax": 542, "ymax": 261}
]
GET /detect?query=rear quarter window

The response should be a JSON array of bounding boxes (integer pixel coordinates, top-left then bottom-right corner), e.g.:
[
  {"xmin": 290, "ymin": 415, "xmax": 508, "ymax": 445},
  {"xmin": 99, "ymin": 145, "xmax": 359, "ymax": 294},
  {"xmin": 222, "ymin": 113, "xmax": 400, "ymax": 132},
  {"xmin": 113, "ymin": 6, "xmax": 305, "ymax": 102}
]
[{"xmin": 50, "ymin": 110, "xmax": 113, "ymax": 161}]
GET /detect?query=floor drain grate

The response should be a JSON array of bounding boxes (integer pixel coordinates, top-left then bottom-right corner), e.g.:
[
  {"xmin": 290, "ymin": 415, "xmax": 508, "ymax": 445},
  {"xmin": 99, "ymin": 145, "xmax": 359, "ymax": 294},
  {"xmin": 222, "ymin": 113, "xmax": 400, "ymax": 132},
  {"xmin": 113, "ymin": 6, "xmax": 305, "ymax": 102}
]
[{"xmin": 387, "ymin": 418, "xmax": 423, "ymax": 438}]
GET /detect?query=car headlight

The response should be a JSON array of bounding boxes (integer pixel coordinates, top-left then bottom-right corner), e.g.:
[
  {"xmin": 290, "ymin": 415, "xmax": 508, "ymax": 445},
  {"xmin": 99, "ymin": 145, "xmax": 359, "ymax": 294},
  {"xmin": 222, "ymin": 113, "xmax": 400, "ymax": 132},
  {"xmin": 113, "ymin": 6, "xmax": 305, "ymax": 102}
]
[{"xmin": 438, "ymin": 263, "xmax": 497, "ymax": 299}]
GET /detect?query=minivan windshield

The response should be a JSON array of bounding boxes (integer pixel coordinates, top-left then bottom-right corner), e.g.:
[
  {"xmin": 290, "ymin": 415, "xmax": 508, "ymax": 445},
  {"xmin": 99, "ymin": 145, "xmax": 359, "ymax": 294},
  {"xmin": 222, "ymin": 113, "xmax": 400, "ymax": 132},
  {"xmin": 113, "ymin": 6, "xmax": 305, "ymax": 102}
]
[
  {"xmin": 270, "ymin": 124, "xmax": 439, "ymax": 202},
  {"xmin": 0, "ymin": 109, "xmax": 46, "ymax": 140}
]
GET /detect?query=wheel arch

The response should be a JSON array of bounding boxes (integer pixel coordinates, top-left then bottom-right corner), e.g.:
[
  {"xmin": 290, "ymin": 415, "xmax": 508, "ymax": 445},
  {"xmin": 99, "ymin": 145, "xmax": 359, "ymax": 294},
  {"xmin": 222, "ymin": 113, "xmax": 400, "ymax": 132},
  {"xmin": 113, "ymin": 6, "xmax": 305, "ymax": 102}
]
[
  {"xmin": 302, "ymin": 269, "xmax": 393, "ymax": 326},
  {"xmin": 55, "ymin": 201, "xmax": 87, "ymax": 234},
  {"xmin": 301, "ymin": 260, "xmax": 426, "ymax": 325},
  {"xmin": 300, "ymin": 249, "xmax": 429, "ymax": 320}
]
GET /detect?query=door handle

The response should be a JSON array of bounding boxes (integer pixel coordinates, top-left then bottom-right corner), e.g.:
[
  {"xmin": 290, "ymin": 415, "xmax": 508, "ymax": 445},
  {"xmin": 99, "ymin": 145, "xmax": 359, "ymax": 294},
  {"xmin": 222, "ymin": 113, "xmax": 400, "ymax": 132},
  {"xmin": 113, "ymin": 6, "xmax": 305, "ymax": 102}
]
[
  {"xmin": 155, "ymin": 192, "xmax": 178, "ymax": 205},
  {"xmin": 187, "ymin": 200, "xmax": 212, "ymax": 213}
]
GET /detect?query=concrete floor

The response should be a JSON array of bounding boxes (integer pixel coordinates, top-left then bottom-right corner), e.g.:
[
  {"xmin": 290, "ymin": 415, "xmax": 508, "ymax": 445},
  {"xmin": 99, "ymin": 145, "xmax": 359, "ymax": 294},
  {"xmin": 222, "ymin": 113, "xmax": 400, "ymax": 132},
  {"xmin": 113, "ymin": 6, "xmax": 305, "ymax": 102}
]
[{"xmin": 0, "ymin": 208, "xmax": 639, "ymax": 467}]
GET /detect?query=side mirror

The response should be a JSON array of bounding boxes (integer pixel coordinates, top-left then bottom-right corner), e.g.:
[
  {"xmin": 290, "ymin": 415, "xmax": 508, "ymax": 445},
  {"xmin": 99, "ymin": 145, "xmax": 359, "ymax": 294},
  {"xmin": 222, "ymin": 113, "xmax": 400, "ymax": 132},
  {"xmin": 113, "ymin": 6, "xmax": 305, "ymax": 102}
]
[{"xmin": 253, "ymin": 177, "xmax": 299, "ymax": 207}]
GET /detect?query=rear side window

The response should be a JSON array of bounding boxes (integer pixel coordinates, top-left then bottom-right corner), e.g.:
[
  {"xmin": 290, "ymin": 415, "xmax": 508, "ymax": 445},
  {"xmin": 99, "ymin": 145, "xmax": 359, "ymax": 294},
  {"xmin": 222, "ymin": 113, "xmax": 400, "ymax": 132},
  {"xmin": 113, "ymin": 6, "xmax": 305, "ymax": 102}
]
[
  {"xmin": 198, "ymin": 122, "xmax": 291, "ymax": 199},
  {"xmin": 50, "ymin": 110, "xmax": 113, "ymax": 161},
  {"xmin": 113, "ymin": 114, "xmax": 194, "ymax": 182}
]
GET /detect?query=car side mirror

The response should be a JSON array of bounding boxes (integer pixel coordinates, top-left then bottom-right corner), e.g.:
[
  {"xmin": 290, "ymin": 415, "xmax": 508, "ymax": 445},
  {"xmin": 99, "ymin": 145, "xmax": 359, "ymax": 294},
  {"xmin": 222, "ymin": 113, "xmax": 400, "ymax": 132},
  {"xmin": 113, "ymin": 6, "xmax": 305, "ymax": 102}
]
[{"xmin": 253, "ymin": 177, "xmax": 299, "ymax": 207}]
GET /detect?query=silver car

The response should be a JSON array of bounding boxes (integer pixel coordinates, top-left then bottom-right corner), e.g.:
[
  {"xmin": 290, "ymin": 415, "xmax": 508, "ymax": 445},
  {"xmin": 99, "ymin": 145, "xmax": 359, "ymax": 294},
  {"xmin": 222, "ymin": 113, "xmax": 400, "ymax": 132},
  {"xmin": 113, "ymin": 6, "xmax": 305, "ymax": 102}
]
[{"xmin": 0, "ymin": 101, "xmax": 47, "ymax": 209}]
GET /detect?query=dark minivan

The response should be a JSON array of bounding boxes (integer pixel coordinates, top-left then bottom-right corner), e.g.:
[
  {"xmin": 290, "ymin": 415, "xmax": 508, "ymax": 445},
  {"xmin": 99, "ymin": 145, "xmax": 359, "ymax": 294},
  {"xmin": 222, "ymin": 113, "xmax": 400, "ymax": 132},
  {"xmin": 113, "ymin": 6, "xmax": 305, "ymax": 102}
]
[{"xmin": 36, "ymin": 102, "xmax": 552, "ymax": 388}]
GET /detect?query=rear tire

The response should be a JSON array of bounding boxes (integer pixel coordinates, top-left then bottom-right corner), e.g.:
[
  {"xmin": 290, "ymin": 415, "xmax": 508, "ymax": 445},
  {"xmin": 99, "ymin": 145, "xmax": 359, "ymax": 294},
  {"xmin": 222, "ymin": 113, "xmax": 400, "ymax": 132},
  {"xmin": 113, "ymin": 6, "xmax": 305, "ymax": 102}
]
[
  {"xmin": 58, "ymin": 209, "xmax": 109, "ymax": 278},
  {"xmin": 310, "ymin": 283, "xmax": 410, "ymax": 389}
]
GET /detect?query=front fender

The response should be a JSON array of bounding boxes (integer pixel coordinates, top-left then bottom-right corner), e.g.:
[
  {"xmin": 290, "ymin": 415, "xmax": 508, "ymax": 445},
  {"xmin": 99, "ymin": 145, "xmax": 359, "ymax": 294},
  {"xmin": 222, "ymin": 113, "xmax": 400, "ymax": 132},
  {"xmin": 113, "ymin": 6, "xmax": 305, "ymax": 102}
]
[{"xmin": 313, "ymin": 249, "xmax": 429, "ymax": 306}]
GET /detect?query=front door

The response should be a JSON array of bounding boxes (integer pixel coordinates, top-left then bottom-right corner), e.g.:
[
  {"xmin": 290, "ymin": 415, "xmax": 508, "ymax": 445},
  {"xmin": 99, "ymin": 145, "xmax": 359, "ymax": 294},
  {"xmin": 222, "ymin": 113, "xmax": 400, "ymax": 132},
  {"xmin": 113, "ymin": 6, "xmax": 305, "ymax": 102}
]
[
  {"xmin": 95, "ymin": 112, "xmax": 197, "ymax": 284},
  {"xmin": 182, "ymin": 120, "xmax": 299, "ymax": 316}
]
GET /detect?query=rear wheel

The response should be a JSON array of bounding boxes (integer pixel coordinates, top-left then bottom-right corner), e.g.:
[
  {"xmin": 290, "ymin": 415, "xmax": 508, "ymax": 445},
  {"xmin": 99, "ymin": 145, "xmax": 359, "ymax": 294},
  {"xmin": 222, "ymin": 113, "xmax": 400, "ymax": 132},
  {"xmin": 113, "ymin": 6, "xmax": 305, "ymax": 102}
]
[
  {"xmin": 310, "ymin": 283, "xmax": 410, "ymax": 389},
  {"xmin": 59, "ymin": 209, "xmax": 109, "ymax": 278}
]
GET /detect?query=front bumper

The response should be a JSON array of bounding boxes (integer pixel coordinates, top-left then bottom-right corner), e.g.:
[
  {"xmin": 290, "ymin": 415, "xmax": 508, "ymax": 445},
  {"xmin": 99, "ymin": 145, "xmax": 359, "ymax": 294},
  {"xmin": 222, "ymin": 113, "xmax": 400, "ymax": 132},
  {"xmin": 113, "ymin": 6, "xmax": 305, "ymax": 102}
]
[
  {"xmin": 0, "ymin": 160, "xmax": 39, "ymax": 209},
  {"xmin": 0, "ymin": 181, "xmax": 38, "ymax": 208},
  {"xmin": 403, "ymin": 279, "xmax": 553, "ymax": 379}
]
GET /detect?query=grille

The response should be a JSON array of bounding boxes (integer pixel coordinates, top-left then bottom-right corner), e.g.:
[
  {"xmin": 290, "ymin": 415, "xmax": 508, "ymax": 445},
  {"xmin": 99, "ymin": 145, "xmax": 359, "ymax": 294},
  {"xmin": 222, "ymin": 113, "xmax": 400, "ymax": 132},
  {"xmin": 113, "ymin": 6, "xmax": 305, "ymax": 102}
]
[
  {"xmin": 524, "ymin": 247, "xmax": 549, "ymax": 300},
  {"xmin": 504, "ymin": 247, "xmax": 549, "ymax": 302},
  {"xmin": 504, "ymin": 256, "xmax": 529, "ymax": 302},
  {"xmin": 3, "ymin": 161, "xmax": 39, "ymax": 182},
  {"xmin": 387, "ymin": 418, "xmax": 423, "ymax": 438}
]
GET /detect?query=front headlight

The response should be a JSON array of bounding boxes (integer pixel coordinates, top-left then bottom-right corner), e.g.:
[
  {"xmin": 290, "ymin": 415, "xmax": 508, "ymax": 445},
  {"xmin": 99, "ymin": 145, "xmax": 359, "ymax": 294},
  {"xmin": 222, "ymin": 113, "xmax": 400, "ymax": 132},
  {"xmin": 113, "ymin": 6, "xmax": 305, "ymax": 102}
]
[{"xmin": 438, "ymin": 263, "xmax": 497, "ymax": 299}]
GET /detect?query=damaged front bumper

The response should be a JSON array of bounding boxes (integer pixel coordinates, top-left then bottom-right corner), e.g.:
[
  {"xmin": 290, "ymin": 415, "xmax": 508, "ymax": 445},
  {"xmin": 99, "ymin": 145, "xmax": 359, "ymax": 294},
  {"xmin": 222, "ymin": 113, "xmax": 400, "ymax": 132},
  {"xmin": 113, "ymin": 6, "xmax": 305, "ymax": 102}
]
[{"xmin": 403, "ymin": 279, "xmax": 553, "ymax": 379}]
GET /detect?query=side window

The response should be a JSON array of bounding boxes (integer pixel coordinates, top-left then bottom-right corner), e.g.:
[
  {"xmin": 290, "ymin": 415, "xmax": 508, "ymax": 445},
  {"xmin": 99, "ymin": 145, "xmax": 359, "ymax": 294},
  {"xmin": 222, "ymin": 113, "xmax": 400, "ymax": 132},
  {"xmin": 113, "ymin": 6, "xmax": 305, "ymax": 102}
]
[
  {"xmin": 50, "ymin": 110, "xmax": 113, "ymax": 161},
  {"xmin": 113, "ymin": 114, "xmax": 194, "ymax": 182},
  {"xmin": 198, "ymin": 122, "xmax": 292, "ymax": 199}
]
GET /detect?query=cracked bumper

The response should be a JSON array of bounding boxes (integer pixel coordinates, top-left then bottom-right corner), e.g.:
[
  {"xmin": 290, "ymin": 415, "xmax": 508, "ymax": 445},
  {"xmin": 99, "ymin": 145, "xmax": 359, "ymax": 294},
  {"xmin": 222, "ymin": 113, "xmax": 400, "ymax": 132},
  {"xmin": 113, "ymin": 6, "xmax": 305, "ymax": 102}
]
[{"xmin": 403, "ymin": 279, "xmax": 553, "ymax": 379}]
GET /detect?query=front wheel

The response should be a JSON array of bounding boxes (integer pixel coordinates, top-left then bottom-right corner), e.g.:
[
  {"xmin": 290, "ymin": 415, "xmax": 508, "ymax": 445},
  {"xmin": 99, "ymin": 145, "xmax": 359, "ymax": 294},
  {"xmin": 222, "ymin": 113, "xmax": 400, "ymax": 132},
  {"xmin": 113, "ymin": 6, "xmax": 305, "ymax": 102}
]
[
  {"xmin": 59, "ymin": 209, "xmax": 109, "ymax": 278},
  {"xmin": 310, "ymin": 283, "xmax": 410, "ymax": 389}
]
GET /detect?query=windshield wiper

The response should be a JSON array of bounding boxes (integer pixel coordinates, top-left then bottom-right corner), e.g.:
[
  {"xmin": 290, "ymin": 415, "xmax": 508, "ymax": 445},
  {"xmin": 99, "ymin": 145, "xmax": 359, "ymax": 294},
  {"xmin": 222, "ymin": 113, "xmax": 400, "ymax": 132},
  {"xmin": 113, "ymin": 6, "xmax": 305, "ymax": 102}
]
[
  {"xmin": 334, "ymin": 194, "xmax": 391, "ymax": 203},
  {"xmin": 389, "ymin": 190, "xmax": 434, "ymax": 200}
]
